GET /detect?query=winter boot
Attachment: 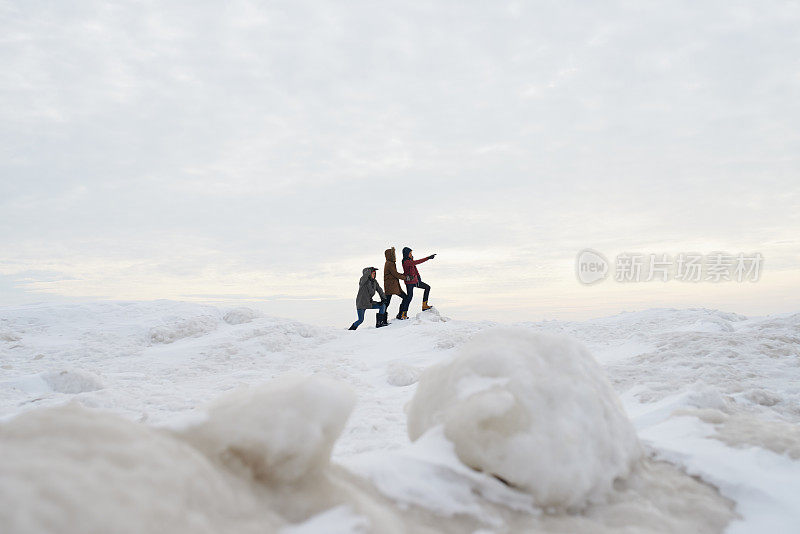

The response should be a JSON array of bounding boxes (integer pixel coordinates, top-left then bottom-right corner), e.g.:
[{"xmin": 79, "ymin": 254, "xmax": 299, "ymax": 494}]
[
  {"xmin": 348, "ymin": 323, "xmax": 358, "ymax": 330},
  {"xmin": 396, "ymin": 311, "xmax": 403, "ymax": 320},
  {"xmin": 422, "ymin": 300, "xmax": 432, "ymax": 311},
  {"xmin": 381, "ymin": 312, "xmax": 390, "ymax": 326}
]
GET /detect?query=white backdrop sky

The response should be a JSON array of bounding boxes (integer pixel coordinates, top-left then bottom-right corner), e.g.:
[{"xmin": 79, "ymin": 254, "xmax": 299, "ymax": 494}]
[{"xmin": 1, "ymin": 0, "xmax": 798, "ymax": 325}]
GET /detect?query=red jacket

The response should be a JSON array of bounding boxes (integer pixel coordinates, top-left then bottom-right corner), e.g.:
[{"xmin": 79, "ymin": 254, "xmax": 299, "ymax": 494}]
[{"xmin": 402, "ymin": 256, "xmax": 430, "ymax": 285}]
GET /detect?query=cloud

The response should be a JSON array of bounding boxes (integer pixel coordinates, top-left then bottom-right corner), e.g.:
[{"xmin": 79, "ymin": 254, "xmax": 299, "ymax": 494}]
[{"xmin": 1, "ymin": 0, "xmax": 798, "ymax": 320}]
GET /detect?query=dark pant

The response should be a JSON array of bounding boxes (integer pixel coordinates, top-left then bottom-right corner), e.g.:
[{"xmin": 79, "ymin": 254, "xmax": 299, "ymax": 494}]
[
  {"xmin": 385, "ymin": 291, "xmax": 407, "ymax": 314},
  {"xmin": 351, "ymin": 302, "xmax": 386, "ymax": 329},
  {"xmin": 401, "ymin": 282, "xmax": 430, "ymax": 312}
]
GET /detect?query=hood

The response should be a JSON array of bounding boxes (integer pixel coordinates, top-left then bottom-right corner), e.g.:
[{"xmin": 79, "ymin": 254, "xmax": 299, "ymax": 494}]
[
  {"xmin": 402, "ymin": 247, "xmax": 412, "ymax": 260},
  {"xmin": 362, "ymin": 267, "xmax": 376, "ymax": 277},
  {"xmin": 385, "ymin": 247, "xmax": 396, "ymax": 262}
]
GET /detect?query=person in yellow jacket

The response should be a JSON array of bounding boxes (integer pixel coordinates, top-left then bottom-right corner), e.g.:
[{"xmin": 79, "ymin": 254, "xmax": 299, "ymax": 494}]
[{"xmin": 383, "ymin": 247, "xmax": 408, "ymax": 320}]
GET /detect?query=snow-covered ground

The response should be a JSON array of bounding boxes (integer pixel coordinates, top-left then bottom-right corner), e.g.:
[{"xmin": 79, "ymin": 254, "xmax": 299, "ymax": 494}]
[{"xmin": 1, "ymin": 301, "xmax": 799, "ymax": 533}]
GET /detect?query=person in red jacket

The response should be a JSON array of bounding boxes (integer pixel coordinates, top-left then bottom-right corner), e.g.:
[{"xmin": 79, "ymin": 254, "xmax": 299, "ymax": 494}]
[{"xmin": 399, "ymin": 247, "xmax": 436, "ymax": 319}]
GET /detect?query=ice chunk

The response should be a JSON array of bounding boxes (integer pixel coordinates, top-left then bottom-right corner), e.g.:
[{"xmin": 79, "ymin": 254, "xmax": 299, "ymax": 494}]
[
  {"xmin": 184, "ymin": 375, "xmax": 356, "ymax": 483},
  {"xmin": 407, "ymin": 328, "xmax": 641, "ymax": 509}
]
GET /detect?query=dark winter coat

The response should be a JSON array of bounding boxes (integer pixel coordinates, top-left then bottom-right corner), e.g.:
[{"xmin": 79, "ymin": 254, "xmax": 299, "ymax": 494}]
[
  {"xmin": 356, "ymin": 267, "xmax": 386, "ymax": 309},
  {"xmin": 383, "ymin": 248, "xmax": 406, "ymax": 296},
  {"xmin": 402, "ymin": 253, "xmax": 430, "ymax": 286}
]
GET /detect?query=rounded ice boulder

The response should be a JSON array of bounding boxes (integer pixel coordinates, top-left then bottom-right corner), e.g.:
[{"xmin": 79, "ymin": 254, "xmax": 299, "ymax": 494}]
[
  {"xmin": 406, "ymin": 328, "xmax": 641, "ymax": 509},
  {"xmin": 184, "ymin": 375, "xmax": 356, "ymax": 484}
]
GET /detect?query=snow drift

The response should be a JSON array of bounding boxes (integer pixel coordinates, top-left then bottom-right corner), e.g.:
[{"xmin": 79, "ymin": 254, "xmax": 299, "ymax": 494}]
[{"xmin": 407, "ymin": 328, "xmax": 642, "ymax": 509}]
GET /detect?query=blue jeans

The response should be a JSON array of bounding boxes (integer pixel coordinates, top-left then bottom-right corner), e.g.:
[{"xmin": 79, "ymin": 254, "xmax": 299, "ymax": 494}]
[{"xmin": 351, "ymin": 302, "xmax": 386, "ymax": 328}]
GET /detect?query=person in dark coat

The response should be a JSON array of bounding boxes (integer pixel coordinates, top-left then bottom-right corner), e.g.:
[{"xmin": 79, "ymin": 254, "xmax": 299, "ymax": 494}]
[
  {"xmin": 383, "ymin": 247, "xmax": 408, "ymax": 320},
  {"xmin": 349, "ymin": 267, "xmax": 389, "ymax": 330},
  {"xmin": 399, "ymin": 247, "xmax": 436, "ymax": 319}
]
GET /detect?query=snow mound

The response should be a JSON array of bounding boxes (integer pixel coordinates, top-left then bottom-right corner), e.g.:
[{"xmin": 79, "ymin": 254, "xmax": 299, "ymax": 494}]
[
  {"xmin": 149, "ymin": 315, "xmax": 218, "ymax": 344},
  {"xmin": 41, "ymin": 369, "xmax": 103, "ymax": 394},
  {"xmin": 0, "ymin": 404, "xmax": 280, "ymax": 534},
  {"xmin": 386, "ymin": 362, "xmax": 421, "ymax": 387},
  {"xmin": 414, "ymin": 307, "xmax": 450, "ymax": 322},
  {"xmin": 407, "ymin": 328, "xmax": 641, "ymax": 509},
  {"xmin": 183, "ymin": 375, "xmax": 356, "ymax": 483},
  {"xmin": 223, "ymin": 307, "xmax": 261, "ymax": 325}
]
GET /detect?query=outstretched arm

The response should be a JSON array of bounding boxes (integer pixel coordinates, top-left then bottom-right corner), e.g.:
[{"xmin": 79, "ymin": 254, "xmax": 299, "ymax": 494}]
[{"xmin": 411, "ymin": 255, "xmax": 435, "ymax": 266}]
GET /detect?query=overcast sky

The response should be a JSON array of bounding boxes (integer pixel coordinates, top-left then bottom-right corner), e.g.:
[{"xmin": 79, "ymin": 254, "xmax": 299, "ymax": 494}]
[{"xmin": 1, "ymin": 0, "xmax": 798, "ymax": 325}]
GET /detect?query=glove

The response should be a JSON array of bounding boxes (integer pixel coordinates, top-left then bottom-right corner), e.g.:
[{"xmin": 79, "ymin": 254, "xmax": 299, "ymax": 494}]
[{"xmin": 429, "ymin": 254, "xmax": 436, "ymax": 259}]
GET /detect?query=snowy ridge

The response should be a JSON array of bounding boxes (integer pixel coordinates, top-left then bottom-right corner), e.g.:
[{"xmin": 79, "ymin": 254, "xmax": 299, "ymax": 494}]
[{"xmin": 1, "ymin": 302, "xmax": 799, "ymax": 532}]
